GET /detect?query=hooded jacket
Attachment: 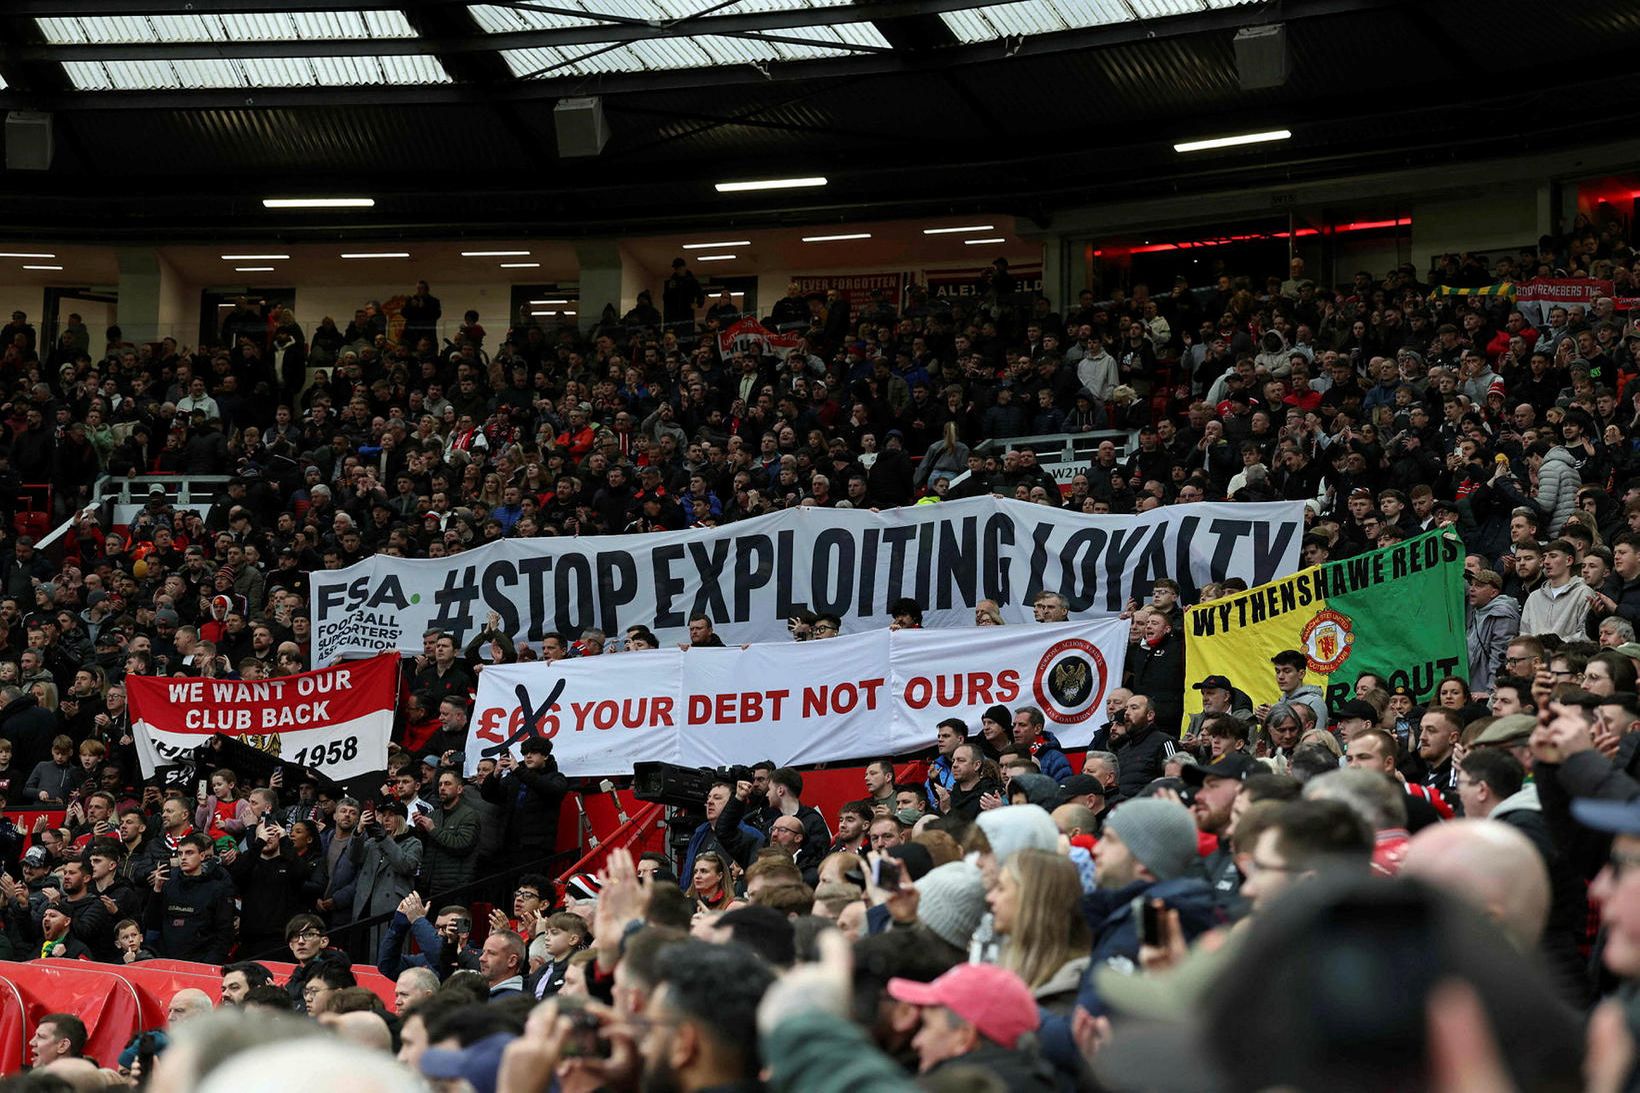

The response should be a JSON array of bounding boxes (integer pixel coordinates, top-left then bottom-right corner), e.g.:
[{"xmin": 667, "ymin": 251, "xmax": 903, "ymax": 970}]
[
  {"xmin": 1520, "ymin": 576, "xmax": 1590, "ymax": 643},
  {"xmin": 1008, "ymin": 774, "xmax": 1061, "ymax": 809},
  {"xmin": 1533, "ymin": 445, "xmax": 1579, "ymax": 535},
  {"xmin": 1269, "ymin": 684, "xmax": 1329, "ymax": 735},
  {"xmin": 145, "ymin": 859, "xmax": 235, "ymax": 964},
  {"xmin": 1467, "ymin": 593, "xmax": 1521, "ymax": 692},
  {"xmin": 1253, "ymin": 331, "xmax": 1293, "ymax": 377},
  {"xmin": 1074, "ymin": 349, "xmax": 1119, "ymax": 402}
]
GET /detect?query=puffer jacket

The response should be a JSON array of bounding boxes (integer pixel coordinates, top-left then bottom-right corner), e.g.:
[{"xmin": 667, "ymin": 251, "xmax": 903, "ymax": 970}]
[
  {"xmin": 1467, "ymin": 593, "xmax": 1521, "ymax": 692},
  {"xmin": 1080, "ymin": 874, "xmax": 1222, "ymax": 971},
  {"xmin": 1110, "ymin": 723, "xmax": 1172, "ymax": 799},
  {"xmin": 1534, "ymin": 445, "xmax": 1579, "ymax": 535}
]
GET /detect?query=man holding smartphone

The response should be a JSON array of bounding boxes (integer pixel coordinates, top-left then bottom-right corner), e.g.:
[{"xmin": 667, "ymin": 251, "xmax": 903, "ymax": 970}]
[{"xmin": 146, "ymin": 833, "xmax": 234, "ymax": 963}]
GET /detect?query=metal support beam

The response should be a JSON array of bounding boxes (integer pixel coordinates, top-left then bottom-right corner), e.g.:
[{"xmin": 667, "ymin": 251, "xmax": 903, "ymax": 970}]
[
  {"xmin": 0, "ymin": 0, "xmax": 1411, "ymax": 108},
  {"xmin": 17, "ymin": 0, "xmax": 1004, "ymax": 60},
  {"xmin": 9, "ymin": 0, "xmax": 448, "ymax": 12}
]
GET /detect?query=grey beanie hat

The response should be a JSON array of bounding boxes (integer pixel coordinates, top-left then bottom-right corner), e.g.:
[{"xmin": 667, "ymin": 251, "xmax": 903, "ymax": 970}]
[
  {"xmin": 915, "ymin": 861, "xmax": 986, "ymax": 950},
  {"xmin": 1008, "ymin": 773, "xmax": 1060, "ymax": 809},
  {"xmin": 974, "ymin": 805, "xmax": 1059, "ymax": 867},
  {"xmin": 1103, "ymin": 798, "xmax": 1199, "ymax": 881}
]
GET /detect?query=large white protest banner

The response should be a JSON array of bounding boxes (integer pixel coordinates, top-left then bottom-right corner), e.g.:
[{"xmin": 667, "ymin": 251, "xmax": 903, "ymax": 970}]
[
  {"xmin": 466, "ymin": 620, "xmax": 1128, "ymax": 777},
  {"xmin": 127, "ymin": 653, "xmax": 399, "ymax": 779},
  {"xmin": 314, "ymin": 497, "xmax": 1303, "ymax": 665}
]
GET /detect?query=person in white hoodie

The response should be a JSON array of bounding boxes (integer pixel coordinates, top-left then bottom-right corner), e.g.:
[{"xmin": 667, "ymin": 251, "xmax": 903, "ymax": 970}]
[
  {"xmin": 1519, "ymin": 539, "xmax": 1590, "ymax": 642},
  {"xmin": 1074, "ymin": 331, "xmax": 1119, "ymax": 403}
]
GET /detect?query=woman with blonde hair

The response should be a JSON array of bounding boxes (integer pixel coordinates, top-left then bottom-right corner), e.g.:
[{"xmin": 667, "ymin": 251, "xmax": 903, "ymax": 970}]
[
  {"xmin": 30, "ymin": 681, "xmax": 58, "ymax": 713},
  {"xmin": 986, "ymin": 848, "xmax": 1091, "ymax": 1012},
  {"xmin": 685, "ymin": 850, "xmax": 735, "ymax": 911},
  {"xmin": 915, "ymin": 421, "xmax": 970, "ymax": 490}
]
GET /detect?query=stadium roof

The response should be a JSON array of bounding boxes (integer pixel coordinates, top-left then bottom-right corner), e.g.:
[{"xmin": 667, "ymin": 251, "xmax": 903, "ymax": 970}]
[{"xmin": 2, "ymin": 0, "xmax": 1640, "ymax": 240}]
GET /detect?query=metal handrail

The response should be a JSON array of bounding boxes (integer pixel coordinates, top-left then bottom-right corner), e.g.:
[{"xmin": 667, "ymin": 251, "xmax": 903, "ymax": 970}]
[{"xmin": 96, "ymin": 475, "xmax": 235, "ymax": 509}]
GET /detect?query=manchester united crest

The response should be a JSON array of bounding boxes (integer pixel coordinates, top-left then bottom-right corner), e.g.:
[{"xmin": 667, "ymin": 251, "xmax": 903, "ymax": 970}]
[{"xmin": 1300, "ymin": 609, "xmax": 1355, "ymax": 673}]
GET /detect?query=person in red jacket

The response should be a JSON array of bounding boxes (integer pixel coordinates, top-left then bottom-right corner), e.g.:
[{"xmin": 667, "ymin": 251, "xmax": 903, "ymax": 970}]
[
  {"xmin": 555, "ymin": 405, "xmax": 597, "ymax": 461},
  {"xmin": 1486, "ymin": 310, "xmax": 1540, "ymax": 361}
]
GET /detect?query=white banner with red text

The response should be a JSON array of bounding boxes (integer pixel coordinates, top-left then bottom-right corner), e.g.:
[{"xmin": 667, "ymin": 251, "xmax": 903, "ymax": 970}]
[
  {"xmin": 127, "ymin": 653, "xmax": 399, "ymax": 780},
  {"xmin": 1515, "ymin": 278, "xmax": 1614, "ymax": 326},
  {"xmin": 311, "ymin": 496, "xmax": 1304, "ymax": 665},
  {"xmin": 467, "ymin": 620, "xmax": 1127, "ymax": 777}
]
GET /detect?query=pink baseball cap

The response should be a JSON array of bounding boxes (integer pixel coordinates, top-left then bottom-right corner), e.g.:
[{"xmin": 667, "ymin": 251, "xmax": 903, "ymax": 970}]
[{"xmin": 887, "ymin": 964, "xmax": 1038, "ymax": 1049}]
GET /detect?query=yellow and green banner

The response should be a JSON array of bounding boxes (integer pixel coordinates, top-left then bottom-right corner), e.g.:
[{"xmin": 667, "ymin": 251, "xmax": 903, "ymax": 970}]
[
  {"xmin": 1427, "ymin": 282, "xmax": 1516, "ymax": 299},
  {"xmin": 1183, "ymin": 529, "xmax": 1466, "ymax": 716}
]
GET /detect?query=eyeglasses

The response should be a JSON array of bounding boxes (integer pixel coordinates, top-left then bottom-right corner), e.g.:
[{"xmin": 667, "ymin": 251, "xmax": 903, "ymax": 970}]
[
  {"xmin": 1504, "ymin": 654, "xmax": 1534, "ymax": 665},
  {"xmin": 813, "ymin": 624, "xmax": 838, "ymax": 634},
  {"xmin": 290, "ymin": 930, "xmax": 323, "ymax": 942}
]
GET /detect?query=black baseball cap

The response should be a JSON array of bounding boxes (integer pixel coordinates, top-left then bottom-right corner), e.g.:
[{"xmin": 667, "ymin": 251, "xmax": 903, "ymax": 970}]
[
  {"xmin": 1058, "ymin": 774, "xmax": 1107, "ymax": 800},
  {"xmin": 1180, "ymin": 752, "xmax": 1260, "ymax": 786},
  {"xmin": 1193, "ymin": 675, "xmax": 1234, "ymax": 692},
  {"xmin": 1333, "ymin": 699, "xmax": 1378, "ymax": 721}
]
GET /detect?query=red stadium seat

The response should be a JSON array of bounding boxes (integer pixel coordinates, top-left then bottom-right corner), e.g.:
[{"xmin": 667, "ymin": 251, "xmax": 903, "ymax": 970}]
[{"xmin": 0, "ymin": 962, "xmax": 142, "ymax": 1071}]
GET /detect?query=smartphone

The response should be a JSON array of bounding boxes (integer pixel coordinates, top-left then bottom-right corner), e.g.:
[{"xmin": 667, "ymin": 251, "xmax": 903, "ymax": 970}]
[
  {"xmin": 1139, "ymin": 899, "xmax": 1163, "ymax": 948},
  {"xmin": 872, "ymin": 857, "xmax": 902, "ymax": 890}
]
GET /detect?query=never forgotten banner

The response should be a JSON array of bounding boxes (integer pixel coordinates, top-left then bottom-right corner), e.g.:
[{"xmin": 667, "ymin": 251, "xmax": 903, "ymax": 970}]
[
  {"xmin": 312, "ymin": 497, "xmax": 1304, "ymax": 664},
  {"xmin": 467, "ymin": 619, "xmax": 1129, "ymax": 777},
  {"xmin": 1183, "ymin": 529, "xmax": 1466, "ymax": 713},
  {"xmin": 127, "ymin": 652, "xmax": 399, "ymax": 779}
]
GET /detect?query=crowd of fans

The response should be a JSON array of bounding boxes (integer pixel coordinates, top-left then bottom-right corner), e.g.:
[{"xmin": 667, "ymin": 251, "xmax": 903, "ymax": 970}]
[{"xmin": 1, "ymin": 218, "xmax": 1640, "ymax": 1089}]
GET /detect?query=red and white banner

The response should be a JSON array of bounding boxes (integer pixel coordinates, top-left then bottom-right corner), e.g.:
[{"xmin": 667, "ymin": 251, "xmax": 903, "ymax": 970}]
[
  {"xmin": 1514, "ymin": 278, "xmax": 1612, "ymax": 305},
  {"xmin": 1515, "ymin": 278, "xmax": 1613, "ymax": 325},
  {"xmin": 468, "ymin": 621, "xmax": 1128, "ymax": 777},
  {"xmin": 716, "ymin": 317, "xmax": 803, "ymax": 359},
  {"xmin": 128, "ymin": 653, "xmax": 399, "ymax": 779}
]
